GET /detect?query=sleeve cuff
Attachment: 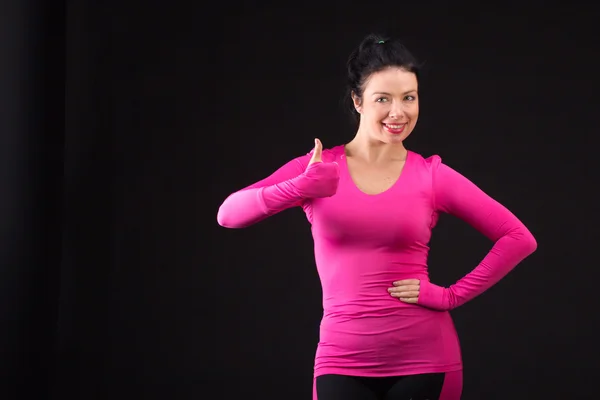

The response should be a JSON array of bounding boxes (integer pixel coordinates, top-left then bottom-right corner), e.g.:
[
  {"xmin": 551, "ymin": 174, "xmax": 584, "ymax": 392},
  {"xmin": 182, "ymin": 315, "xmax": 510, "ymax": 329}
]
[{"xmin": 418, "ymin": 280, "xmax": 449, "ymax": 311}]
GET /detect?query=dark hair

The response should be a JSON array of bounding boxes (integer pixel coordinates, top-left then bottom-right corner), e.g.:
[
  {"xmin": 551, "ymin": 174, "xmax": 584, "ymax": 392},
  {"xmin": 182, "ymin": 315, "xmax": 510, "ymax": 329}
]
[{"xmin": 346, "ymin": 33, "xmax": 422, "ymax": 120}]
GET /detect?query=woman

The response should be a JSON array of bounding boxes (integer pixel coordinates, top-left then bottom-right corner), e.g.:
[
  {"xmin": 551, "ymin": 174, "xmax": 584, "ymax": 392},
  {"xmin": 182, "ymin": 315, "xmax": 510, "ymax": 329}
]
[{"xmin": 217, "ymin": 33, "xmax": 537, "ymax": 400}]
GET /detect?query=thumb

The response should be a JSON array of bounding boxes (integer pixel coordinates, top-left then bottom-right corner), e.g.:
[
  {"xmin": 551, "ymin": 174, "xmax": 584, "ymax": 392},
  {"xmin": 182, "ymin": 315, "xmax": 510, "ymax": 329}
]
[{"xmin": 309, "ymin": 138, "xmax": 323, "ymax": 164}]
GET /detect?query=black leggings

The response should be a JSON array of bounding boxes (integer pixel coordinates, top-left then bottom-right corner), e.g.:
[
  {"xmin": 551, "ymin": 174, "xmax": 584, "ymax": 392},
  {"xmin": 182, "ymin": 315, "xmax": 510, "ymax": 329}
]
[{"xmin": 316, "ymin": 373, "xmax": 446, "ymax": 400}]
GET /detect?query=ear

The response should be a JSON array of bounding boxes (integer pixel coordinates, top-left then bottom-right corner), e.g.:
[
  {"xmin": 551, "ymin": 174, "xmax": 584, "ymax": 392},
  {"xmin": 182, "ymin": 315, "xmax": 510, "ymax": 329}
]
[{"xmin": 351, "ymin": 91, "xmax": 362, "ymax": 113}]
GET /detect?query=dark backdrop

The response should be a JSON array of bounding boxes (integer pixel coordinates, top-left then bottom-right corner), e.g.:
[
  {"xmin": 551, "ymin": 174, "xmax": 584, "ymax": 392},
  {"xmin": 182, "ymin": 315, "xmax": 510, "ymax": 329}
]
[
  {"xmin": 2, "ymin": 1, "xmax": 598, "ymax": 399},
  {"xmin": 1, "ymin": 0, "xmax": 63, "ymax": 398}
]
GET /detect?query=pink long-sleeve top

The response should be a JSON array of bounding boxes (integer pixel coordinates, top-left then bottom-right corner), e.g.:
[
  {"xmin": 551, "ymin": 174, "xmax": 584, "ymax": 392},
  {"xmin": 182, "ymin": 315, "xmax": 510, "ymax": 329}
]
[{"xmin": 217, "ymin": 144, "xmax": 537, "ymax": 379}]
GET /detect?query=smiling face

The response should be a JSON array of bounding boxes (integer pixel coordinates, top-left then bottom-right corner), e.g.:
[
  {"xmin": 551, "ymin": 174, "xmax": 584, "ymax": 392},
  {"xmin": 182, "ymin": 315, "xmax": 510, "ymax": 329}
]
[{"xmin": 352, "ymin": 67, "xmax": 419, "ymax": 144}]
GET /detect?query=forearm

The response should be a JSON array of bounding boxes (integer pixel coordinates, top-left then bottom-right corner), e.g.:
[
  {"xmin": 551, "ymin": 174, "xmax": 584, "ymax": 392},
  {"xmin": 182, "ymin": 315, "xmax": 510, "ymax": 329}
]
[
  {"xmin": 419, "ymin": 226, "xmax": 537, "ymax": 311},
  {"xmin": 445, "ymin": 226, "xmax": 537, "ymax": 309},
  {"xmin": 216, "ymin": 180, "xmax": 305, "ymax": 228},
  {"xmin": 217, "ymin": 154, "xmax": 339, "ymax": 228}
]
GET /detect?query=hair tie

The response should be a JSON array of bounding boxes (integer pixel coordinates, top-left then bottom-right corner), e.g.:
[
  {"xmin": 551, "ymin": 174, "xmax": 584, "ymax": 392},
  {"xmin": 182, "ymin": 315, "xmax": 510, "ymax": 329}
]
[{"xmin": 378, "ymin": 40, "xmax": 385, "ymax": 44}]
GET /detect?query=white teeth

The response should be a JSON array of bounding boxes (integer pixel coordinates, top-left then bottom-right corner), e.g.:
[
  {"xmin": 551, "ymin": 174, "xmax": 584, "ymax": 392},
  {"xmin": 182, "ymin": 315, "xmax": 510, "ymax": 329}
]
[{"xmin": 385, "ymin": 124, "xmax": 404, "ymax": 129}]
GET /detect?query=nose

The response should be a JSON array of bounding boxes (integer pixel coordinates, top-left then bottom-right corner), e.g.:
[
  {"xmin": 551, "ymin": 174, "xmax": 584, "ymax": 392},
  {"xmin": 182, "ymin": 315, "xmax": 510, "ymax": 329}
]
[{"xmin": 389, "ymin": 102, "xmax": 405, "ymax": 119}]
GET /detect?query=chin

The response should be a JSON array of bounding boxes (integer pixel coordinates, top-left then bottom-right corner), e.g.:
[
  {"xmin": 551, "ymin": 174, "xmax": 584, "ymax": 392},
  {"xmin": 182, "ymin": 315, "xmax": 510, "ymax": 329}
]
[{"xmin": 381, "ymin": 131, "xmax": 411, "ymax": 144}]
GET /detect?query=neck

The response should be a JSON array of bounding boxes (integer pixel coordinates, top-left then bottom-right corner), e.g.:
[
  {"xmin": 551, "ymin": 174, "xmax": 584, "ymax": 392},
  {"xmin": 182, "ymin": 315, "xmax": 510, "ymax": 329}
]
[{"xmin": 345, "ymin": 130, "xmax": 407, "ymax": 163}]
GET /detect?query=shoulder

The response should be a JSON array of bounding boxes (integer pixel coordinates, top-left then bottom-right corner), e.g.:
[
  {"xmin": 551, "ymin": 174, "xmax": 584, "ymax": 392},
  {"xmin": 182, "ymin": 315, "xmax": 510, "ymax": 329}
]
[
  {"xmin": 409, "ymin": 151, "xmax": 476, "ymax": 193},
  {"xmin": 408, "ymin": 150, "xmax": 443, "ymax": 172},
  {"xmin": 407, "ymin": 151, "xmax": 464, "ymax": 187}
]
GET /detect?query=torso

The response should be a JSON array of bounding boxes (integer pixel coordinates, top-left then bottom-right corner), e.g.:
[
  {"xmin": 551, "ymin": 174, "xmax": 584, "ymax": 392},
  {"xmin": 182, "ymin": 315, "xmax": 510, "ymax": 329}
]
[{"xmin": 305, "ymin": 145, "xmax": 462, "ymax": 379}]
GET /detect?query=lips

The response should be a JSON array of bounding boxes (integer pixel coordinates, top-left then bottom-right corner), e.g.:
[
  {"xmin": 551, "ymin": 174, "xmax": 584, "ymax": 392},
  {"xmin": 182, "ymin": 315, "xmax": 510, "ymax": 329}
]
[{"xmin": 383, "ymin": 123, "xmax": 406, "ymax": 135}]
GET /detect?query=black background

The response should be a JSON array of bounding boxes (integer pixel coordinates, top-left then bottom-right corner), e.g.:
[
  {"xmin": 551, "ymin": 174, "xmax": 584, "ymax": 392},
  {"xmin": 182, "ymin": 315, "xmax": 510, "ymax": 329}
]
[{"xmin": 2, "ymin": 1, "xmax": 598, "ymax": 399}]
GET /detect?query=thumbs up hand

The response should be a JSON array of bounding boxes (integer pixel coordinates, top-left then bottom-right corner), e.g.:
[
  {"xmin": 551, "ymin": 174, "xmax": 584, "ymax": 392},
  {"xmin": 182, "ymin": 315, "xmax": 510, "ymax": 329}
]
[{"xmin": 294, "ymin": 138, "xmax": 340, "ymax": 199}]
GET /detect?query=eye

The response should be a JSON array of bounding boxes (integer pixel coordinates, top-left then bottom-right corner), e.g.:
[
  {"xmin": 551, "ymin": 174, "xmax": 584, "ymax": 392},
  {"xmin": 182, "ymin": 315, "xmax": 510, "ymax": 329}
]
[
  {"xmin": 376, "ymin": 97, "xmax": 388, "ymax": 103},
  {"xmin": 405, "ymin": 95, "xmax": 416, "ymax": 101}
]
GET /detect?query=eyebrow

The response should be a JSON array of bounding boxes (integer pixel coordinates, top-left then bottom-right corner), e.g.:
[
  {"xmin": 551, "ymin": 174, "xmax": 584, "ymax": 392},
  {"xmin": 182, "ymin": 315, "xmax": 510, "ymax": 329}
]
[{"xmin": 372, "ymin": 90, "xmax": 417, "ymax": 96}]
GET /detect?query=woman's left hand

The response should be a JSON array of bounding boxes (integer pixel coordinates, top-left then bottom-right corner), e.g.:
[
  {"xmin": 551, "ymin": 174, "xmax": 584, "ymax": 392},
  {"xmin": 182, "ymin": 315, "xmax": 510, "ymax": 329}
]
[{"xmin": 388, "ymin": 279, "xmax": 420, "ymax": 303}]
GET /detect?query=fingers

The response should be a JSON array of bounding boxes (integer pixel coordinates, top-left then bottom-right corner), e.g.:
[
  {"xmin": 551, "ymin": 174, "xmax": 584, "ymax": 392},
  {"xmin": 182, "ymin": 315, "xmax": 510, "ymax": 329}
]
[
  {"xmin": 388, "ymin": 285, "xmax": 420, "ymax": 293},
  {"xmin": 398, "ymin": 297, "xmax": 418, "ymax": 304},
  {"xmin": 308, "ymin": 138, "xmax": 323, "ymax": 165},
  {"xmin": 393, "ymin": 279, "xmax": 420, "ymax": 286},
  {"xmin": 390, "ymin": 290, "xmax": 420, "ymax": 297},
  {"xmin": 388, "ymin": 286, "xmax": 419, "ymax": 299},
  {"xmin": 388, "ymin": 279, "xmax": 420, "ymax": 303}
]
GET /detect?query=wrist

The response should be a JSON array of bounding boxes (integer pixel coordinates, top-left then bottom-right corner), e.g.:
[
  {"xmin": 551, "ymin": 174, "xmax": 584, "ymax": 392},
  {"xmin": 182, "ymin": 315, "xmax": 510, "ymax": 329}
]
[
  {"xmin": 417, "ymin": 280, "xmax": 449, "ymax": 311},
  {"xmin": 289, "ymin": 173, "xmax": 313, "ymax": 199},
  {"xmin": 259, "ymin": 178, "xmax": 306, "ymax": 211}
]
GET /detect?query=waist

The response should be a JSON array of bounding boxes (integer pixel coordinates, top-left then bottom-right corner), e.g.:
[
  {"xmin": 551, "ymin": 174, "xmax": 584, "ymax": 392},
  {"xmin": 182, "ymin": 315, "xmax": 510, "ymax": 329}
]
[
  {"xmin": 321, "ymin": 300, "xmax": 445, "ymax": 332},
  {"xmin": 320, "ymin": 271, "xmax": 430, "ymax": 316}
]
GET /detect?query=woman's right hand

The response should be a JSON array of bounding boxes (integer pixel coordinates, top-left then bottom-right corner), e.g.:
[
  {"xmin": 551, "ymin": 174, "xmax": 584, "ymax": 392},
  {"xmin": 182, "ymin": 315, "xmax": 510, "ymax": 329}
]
[{"xmin": 295, "ymin": 138, "xmax": 340, "ymax": 199}]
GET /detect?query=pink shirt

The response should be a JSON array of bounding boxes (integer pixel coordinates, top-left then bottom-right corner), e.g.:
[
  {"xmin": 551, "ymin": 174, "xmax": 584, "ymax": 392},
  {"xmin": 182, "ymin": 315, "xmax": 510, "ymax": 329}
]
[{"xmin": 217, "ymin": 145, "xmax": 537, "ymax": 379}]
